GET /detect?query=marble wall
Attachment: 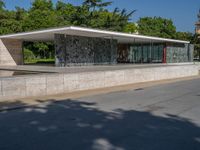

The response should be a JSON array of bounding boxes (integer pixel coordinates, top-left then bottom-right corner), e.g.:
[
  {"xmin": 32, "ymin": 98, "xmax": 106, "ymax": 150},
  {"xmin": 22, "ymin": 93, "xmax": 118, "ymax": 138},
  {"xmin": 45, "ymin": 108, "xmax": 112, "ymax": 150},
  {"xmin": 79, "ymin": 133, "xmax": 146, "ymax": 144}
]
[
  {"xmin": 55, "ymin": 34, "xmax": 117, "ymax": 66},
  {"xmin": 166, "ymin": 43, "xmax": 194, "ymax": 63}
]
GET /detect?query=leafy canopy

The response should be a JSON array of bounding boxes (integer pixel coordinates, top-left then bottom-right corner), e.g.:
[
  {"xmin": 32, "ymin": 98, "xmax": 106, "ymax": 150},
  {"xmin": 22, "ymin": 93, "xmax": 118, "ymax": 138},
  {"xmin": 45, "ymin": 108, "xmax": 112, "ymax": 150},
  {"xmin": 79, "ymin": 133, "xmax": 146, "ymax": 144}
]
[
  {"xmin": 0, "ymin": 0, "xmax": 196, "ymax": 60},
  {"xmin": 137, "ymin": 17, "xmax": 177, "ymax": 39}
]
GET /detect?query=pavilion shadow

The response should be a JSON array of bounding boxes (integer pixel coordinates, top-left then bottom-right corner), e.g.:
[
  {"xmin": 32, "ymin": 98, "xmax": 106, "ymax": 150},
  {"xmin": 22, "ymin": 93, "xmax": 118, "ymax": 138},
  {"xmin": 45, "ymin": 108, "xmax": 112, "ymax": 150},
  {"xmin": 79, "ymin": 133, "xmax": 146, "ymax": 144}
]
[{"xmin": 0, "ymin": 99, "xmax": 200, "ymax": 150}]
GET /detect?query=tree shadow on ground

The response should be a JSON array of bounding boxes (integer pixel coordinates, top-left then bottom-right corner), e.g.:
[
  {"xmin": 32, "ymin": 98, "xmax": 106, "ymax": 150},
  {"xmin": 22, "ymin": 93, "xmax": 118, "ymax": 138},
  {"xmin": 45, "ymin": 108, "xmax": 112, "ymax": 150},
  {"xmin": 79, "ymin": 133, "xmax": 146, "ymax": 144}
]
[{"xmin": 0, "ymin": 99, "xmax": 200, "ymax": 150}]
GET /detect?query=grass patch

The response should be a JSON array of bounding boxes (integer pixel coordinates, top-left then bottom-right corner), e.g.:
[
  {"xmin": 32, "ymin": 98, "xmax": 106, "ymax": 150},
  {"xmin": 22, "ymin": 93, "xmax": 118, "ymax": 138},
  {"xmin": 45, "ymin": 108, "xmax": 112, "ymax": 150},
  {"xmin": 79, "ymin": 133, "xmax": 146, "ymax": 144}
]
[{"xmin": 25, "ymin": 59, "xmax": 55, "ymax": 64}]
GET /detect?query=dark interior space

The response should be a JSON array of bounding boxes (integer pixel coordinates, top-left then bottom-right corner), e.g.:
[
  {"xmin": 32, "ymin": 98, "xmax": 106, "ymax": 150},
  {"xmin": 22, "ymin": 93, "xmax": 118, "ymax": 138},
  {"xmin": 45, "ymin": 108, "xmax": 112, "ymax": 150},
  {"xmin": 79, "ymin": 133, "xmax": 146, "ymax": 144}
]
[{"xmin": 117, "ymin": 43, "xmax": 164, "ymax": 64}]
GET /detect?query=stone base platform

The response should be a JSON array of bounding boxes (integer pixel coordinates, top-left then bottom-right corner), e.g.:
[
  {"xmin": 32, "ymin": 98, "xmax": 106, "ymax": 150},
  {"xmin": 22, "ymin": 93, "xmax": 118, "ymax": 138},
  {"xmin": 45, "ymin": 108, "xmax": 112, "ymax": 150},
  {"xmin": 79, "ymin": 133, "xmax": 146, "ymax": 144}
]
[{"xmin": 0, "ymin": 64, "xmax": 199, "ymax": 100}]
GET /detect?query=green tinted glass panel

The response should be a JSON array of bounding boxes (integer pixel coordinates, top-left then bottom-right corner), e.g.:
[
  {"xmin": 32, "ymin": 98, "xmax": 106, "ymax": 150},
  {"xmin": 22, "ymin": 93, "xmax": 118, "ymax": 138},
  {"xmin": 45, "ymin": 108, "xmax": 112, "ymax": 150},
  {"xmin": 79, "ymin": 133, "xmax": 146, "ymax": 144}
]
[{"xmin": 130, "ymin": 44, "xmax": 164, "ymax": 63}]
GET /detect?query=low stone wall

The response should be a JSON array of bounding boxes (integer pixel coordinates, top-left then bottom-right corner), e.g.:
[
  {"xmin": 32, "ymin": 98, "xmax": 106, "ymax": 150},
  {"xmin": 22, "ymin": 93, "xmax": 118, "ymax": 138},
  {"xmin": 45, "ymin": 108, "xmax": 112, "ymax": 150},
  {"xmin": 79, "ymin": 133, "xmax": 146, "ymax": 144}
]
[
  {"xmin": 197, "ymin": 64, "xmax": 200, "ymax": 72},
  {"xmin": 194, "ymin": 63, "xmax": 200, "ymax": 71},
  {"xmin": 0, "ymin": 65, "xmax": 199, "ymax": 100}
]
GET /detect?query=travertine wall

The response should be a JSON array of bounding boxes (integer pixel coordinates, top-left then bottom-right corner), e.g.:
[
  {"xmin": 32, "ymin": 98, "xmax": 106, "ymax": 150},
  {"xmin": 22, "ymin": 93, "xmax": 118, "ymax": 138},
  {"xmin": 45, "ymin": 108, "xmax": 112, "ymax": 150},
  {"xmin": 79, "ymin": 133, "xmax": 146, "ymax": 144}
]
[
  {"xmin": 0, "ymin": 65, "xmax": 198, "ymax": 100},
  {"xmin": 0, "ymin": 39, "xmax": 23, "ymax": 66},
  {"xmin": 55, "ymin": 34, "xmax": 117, "ymax": 66}
]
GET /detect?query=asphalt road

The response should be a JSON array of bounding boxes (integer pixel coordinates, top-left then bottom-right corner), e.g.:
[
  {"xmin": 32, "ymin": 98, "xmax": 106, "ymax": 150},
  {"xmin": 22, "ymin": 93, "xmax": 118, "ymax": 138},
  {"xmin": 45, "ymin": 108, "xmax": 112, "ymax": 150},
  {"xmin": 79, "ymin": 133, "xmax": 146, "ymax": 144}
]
[{"xmin": 1, "ymin": 78, "xmax": 200, "ymax": 150}]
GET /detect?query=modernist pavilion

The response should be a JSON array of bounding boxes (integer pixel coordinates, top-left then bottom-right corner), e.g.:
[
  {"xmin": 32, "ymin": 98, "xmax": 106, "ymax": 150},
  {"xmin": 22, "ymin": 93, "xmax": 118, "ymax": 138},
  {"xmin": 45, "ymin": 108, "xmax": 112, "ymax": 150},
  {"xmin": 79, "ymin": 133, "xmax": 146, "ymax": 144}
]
[{"xmin": 0, "ymin": 26, "xmax": 193, "ymax": 67}]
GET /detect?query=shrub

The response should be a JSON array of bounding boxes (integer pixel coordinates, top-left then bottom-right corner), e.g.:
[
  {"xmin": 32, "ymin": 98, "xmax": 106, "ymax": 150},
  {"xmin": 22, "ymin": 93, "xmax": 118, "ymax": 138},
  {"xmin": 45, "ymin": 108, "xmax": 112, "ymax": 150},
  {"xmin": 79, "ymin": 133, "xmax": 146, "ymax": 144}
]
[{"xmin": 24, "ymin": 48, "xmax": 35, "ymax": 62}]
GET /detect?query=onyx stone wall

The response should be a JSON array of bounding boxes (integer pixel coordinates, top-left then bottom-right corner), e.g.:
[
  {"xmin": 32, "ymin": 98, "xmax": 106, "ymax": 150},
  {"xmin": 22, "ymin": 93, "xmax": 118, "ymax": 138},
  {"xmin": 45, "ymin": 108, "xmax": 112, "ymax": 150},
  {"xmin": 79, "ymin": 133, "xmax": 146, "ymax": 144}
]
[
  {"xmin": 55, "ymin": 34, "xmax": 117, "ymax": 66},
  {"xmin": 188, "ymin": 44, "xmax": 194, "ymax": 62},
  {"xmin": 166, "ymin": 43, "xmax": 194, "ymax": 63}
]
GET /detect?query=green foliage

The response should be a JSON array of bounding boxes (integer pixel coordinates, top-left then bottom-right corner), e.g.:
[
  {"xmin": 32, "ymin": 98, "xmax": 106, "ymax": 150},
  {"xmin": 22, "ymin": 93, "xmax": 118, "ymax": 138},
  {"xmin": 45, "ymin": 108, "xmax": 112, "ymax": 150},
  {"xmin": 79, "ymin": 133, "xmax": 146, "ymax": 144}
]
[
  {"xmin": 23, "ymin": 41, "xmax": 55, "ymax": 60},
  {"xmin": 33, "ymin": 42, "xmax": 49, "ymax": 58},
  {"xmin": 23, "ymin": 0, "xmax": 57, "ymax": 31},
  {"xmin": 0, "ymin": 10, "xmax": 24, "ymax": 34},
  {"xmin": 35, "ymin": 58, "xmax": 55, "ymax": 64},
  {"xmin": 192, "ymin": 34, "xmax": 200, "ymax": 59},
  {"xmin": 0, "ymin": 0, "xmax": 196, "ymax": 61},
  {"xmin": 137, "ymin": 17, "xmax": 176, "ymax": 39},
  {"xmin": 0, "ymin": 0, "xmax": 136, "ymax": 34},
  {"xmin": 56, "ymin": 2, "xmax": 76, "ymax": 26},
  {"xmin": 176, "ymin": 32, "xmax": 193, "ymax": 41},
  {"xmin": 0, "ymin": 0, "xmax": 5, "ymax": 10},
  {"xmin": 0, "ymin": 0, "xmax": 194, "ymax": 38},
  {"xmin": 123, "ymin": 23, "xmax": 138, "ymax": 33},
  {"xmin": 191, "ymin": 34, "xmax": 200, "ymax": 44},
  {"xmin": 25, "ymin": 58, "xmax": 54, "ymax": 64},
  {"xmin": 83, "ymin": 0, "xmax": 112, "ymax": 12},
  {"xmin": 90, "ymin": 8, "xmax": 136, "ymax": 32},
  {"xmin": 24, "ymin": 48, "xmax": 36, "ymax": 62},
  {"xmin": 31, "ymin": 0, "xmax": 54, "ymax": 10}
]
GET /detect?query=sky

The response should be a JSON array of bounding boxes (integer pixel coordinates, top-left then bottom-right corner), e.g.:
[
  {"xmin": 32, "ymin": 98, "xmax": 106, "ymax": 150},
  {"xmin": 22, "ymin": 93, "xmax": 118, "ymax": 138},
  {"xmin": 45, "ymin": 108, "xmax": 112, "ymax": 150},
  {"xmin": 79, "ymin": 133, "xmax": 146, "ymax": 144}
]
[{"xmin": 3, "ymin": 0, "xmax": 200, "ymax": 33}]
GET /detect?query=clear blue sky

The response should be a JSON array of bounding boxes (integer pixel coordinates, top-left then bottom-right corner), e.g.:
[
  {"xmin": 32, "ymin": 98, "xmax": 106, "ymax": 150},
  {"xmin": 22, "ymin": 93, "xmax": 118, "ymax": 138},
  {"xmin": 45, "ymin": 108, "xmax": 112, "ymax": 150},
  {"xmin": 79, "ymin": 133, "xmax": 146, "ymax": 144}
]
[{"xmin": 4, "ymin": 0, "xmax": 200, "ymax": 33}]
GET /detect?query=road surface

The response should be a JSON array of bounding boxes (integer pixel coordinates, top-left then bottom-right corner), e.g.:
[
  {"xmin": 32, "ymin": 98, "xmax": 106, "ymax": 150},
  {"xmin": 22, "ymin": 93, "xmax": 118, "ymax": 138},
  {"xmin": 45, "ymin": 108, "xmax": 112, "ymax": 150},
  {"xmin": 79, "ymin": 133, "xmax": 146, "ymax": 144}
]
[{"xmin": 0, "ymin": 78, "xmax": 200, "ymax": 150}]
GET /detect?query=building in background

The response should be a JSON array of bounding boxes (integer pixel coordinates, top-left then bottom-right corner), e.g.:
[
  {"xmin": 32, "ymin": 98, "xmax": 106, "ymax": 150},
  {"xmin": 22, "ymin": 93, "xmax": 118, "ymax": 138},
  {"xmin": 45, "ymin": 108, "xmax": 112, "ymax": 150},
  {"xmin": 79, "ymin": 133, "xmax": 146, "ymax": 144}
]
[{"xmin": 195, "ymin": 9, "xmax": 200, "ymax": 35}]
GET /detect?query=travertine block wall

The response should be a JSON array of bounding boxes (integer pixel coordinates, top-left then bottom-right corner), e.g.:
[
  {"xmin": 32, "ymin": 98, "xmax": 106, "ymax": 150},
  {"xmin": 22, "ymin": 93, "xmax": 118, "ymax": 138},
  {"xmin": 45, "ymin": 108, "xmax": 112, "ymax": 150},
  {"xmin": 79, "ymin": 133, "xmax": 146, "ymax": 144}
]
[
  {"xmin": 197, "ymin": 64, "xmax": 200, "ymax": 71},
  {"xmin": 0, "ymin": 38, "xmax": 23, "ymax": 66},
  {"xmin": 0, "ymin": 65, "xmax": 199, "ymax": 100}
]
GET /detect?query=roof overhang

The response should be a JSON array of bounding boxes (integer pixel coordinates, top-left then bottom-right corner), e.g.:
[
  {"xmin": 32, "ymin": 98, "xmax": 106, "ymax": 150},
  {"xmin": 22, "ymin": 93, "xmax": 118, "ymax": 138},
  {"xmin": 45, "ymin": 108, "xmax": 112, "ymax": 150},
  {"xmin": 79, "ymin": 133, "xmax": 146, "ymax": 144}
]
[{"xmin": 0, "ymin": 26, "xmax": 190, "ymax": 44}]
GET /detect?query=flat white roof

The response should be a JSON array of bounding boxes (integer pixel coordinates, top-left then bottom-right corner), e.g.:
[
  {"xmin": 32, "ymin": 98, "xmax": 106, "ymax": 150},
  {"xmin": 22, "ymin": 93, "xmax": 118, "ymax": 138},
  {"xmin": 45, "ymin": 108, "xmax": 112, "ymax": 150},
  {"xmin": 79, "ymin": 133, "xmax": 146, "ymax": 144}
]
[{"xmin": 0, "ymin": 26, "xmax": 190, "ymax": 44}]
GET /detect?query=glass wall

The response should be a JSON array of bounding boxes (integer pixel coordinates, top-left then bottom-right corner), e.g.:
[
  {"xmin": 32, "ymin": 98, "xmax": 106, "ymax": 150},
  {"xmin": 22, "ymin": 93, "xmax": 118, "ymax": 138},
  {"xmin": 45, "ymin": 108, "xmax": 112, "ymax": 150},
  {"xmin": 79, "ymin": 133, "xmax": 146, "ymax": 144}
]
[{"xmin": 129, "ymin": 44, "xmax": 164, "ymax": 63}]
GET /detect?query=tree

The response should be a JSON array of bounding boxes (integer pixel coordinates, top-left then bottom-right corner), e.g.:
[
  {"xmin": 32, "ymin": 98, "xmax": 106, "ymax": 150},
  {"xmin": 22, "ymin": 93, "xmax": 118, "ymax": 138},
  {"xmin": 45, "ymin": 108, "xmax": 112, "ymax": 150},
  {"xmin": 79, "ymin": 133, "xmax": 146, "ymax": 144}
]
[
  {"xmin": 191, "ymin": 34, "xmax": 200, "ymax": 60},
  {"xmin": 0, "ymin": 5, "xmax": 24, "ymax": 34},
  {"xmin": 33, "ymin": 42, "xmax": 49, "ymax": 59},
  {"xmin": 15, "ymin": 7, "xmax": 26, "ymax": 21},
  {"xmin": 137, "ymin": 17, "xmax": 176, "ymax": 38},
  {"xmin": 0, "ymin": 0, "xmax": 5, "ymax": 11},
  {"xmin": 55, "ymin": 2, "xmax": 77, "ymax": 26},
  {"xmin": 176, "ymin": 32, "xmax": 193, "ymax": 41},
  {"xmin": 0, "ymin": 18, "xmax": 22, "ymax": 34},
  {"xmin": 70, "ymin": 5, "xmax": 91, "ymax": 26},
  {"xmin": 83, "ymin": 0, "xmax": 112, "ymax": 12},
  {"xmin": 0, "ymin": 0, "xmax": 8, "ymax": 34},
  {"xmin": 31, "ymin": 0, "xmax": 54, "ymax": 11},
  {"xmin": 82, "ymin": 0, "xmax": 113, "ymax": 28},
  {"xmin": 123, "ymin": 23, "xmax": 138, "ymax": 34},
  {"xmin": 99, "ymin": 8, "xmax": 136, "ymax": 31},
  {"xmin": 23, "ymin": 0, "xmax": 57, "ymax": 31}
]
